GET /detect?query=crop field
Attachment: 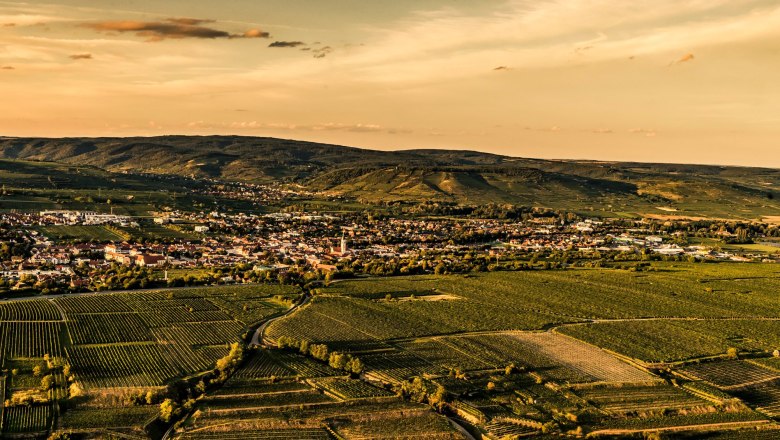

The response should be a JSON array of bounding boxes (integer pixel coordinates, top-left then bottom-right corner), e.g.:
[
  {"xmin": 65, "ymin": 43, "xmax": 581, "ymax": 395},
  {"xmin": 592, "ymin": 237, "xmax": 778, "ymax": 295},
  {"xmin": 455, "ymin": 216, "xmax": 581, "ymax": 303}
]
[
  {"xmin": 4, "ymin": 265, "xmax": 780, "ymax": 438},
  {"xmin": 199, "ymin": 391, "xmax": 336, "ymax": 411},
  {"xmin": 361, "ymin": 350, "xmax": 442, "ymax": 383},
  {"xmin": 311, "ymin": 377, "xmax": 395, "ymax": 400},
  {"xmin": 1, "ymin": 404, "xmax": 52, "ymax": 434},
  {"xmin": 271, "ymin": 265, "xmax": 780, "ymax": 358},
  {"xmin": 177, "ymin": 397, "xmax": 458, "ymax": 440},
  {"xmin": 58, "ymin": 405, "xmax": 159, "ymax": 429},
  {"xmin": 67, "ymin": 343, "xmax": 184, "ymax": 388},
  {"xmin": 0, "ymin": 322, "xmax": 63, "ymax": 361},
  {"xmin": 230, "ymin": 349, "xmax": 343, "ymax": 380},
  {"xmin": 558, "ymin": 319, "xmax": 780, "ymax": 363},
  {"xmin": 36, "ymin": 225, "xmax": 126, "ymax": 242},
  {"xmin": 576, "ymin": 384, "xmax": 711, "ymax": 415},
  {"xmin": 48, "ymin": 285, "xmax": 296, "ymax": 389},
  {"xmin": 0, "ymin": 298, "xmax": 62, "ymax": 321},
  {"xmin": 679, "ymin": 360, "xmax": 780, "ymax": 389},
  {"xmin": 321, "ymin": 264, "xmax": 780, "ymax": 322},
  {"xmin": 177, "ymin": 428, "xmax": 332, "ymax": 440},
  {"xmin": 749, "ymin": 357, "xmax": 780, "ymax": 372},
  {"xmin": 67, "ymin": 312, "xmax": 154, "ymax": 344},
  {"xmin": 329, "ymin": 409, "xmax": 460, "ymax": 439},
  {"xmin": 732, "ymin": 379, "xmax": 780, "ymax": 417},
  {"xmin": 399, "ymin": 332, "xmax": 653, "ymax": 384},
  {"xmin": 484, "ymin": 420, "xmax": 539, "ymax": 438},
  {"xmin": 233, "ymin": 349, "xmax": 295, "ymax": 379},
  {"xmin": 215, "ymin": 379, "xmax": 312, "ymax": 396}
]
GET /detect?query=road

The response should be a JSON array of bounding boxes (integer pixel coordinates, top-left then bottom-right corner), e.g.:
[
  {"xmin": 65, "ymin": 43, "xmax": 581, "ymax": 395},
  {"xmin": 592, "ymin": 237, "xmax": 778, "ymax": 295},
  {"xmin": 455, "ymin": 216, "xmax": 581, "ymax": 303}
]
[{"xmin": 250, "ymin": 292, "xmax": 310, "ymax": 346}]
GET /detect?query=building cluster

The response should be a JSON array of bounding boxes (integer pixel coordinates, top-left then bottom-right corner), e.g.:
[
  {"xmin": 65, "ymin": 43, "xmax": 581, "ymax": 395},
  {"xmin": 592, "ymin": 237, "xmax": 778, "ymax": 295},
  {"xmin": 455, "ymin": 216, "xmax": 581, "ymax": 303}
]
[{"xmin": 0, "ymin": 209, "xmax": 776, "ymax": 291}]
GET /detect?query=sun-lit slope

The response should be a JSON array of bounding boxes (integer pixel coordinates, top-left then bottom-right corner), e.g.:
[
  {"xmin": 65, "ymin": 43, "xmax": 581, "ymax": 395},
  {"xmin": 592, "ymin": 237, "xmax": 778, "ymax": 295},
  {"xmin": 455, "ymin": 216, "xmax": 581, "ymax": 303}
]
[{"xmin": 1, "ymin": 135, "xmax": 778, "ymax": 217}]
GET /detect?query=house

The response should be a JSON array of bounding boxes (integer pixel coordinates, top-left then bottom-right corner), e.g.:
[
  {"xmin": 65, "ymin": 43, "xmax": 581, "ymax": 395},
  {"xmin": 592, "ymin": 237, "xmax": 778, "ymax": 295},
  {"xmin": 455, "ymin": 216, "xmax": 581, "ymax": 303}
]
[{"xmin": 135, "ymin": 254, "xmax": 166, "ymax": 267}]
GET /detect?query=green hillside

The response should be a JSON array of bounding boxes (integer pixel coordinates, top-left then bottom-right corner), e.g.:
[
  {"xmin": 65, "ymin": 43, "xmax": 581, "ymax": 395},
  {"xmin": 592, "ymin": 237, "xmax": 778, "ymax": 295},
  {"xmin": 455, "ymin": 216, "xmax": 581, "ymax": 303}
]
[{"xmin": 0, "ymin": 136, "xmax": 778, "ymax": 218}]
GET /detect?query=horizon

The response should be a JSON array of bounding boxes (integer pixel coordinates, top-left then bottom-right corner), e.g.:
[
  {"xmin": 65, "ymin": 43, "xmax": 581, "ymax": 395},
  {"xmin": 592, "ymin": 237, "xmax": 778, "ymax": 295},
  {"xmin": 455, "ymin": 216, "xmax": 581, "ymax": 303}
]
[{"xmin": 1, "ymin": 0, "xmax": 779, "ymax": 167}]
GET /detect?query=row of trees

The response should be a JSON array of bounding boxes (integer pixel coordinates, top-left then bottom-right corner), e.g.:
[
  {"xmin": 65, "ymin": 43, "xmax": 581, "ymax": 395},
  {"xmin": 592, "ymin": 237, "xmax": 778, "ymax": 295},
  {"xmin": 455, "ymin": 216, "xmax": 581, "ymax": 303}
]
[{"xmin": 276, "ymin": 336, "xmax": 364, "ymax": 375}]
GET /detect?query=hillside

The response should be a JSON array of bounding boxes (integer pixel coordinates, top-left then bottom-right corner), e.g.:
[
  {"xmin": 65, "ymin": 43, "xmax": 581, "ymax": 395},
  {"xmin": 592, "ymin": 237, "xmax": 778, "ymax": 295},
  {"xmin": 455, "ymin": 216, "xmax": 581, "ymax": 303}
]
[{"xmin": 0, "ymin": 136, "xmax": 778, "ymax": 218}]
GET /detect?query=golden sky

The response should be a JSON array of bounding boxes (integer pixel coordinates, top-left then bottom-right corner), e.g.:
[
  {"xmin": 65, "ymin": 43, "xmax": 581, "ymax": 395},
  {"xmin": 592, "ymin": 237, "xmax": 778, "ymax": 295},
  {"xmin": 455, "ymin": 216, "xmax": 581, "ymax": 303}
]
[{"xmin": 1, "ymin": 0, "xmax": 779, "ymax": 167}]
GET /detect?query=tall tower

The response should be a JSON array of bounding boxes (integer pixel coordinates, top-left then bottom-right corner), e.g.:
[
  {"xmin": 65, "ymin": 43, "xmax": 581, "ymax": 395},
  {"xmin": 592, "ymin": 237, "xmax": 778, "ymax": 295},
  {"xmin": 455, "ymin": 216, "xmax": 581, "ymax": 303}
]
[{"xmin": 340, "ymin": 233, "xmax": 347, "ymax": 255}]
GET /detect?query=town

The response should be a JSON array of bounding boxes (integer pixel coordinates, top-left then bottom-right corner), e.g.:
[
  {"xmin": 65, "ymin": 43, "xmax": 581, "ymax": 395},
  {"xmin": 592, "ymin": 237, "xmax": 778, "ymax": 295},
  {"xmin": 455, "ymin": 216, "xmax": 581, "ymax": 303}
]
[{"xmin": 1, "ymin": 206, "xmax": 777, "ymax": 295}]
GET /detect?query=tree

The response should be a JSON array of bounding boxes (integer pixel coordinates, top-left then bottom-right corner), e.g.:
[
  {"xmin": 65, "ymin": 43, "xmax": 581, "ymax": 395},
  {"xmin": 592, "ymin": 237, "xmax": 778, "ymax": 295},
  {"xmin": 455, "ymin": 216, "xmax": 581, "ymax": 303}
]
[
  {"xmin": 347, "ymin": 357, "xmax": 364, "ymax": 375},
  {"xmin": 40, "ymin": 375, "xmax": 55, "ymax": 391},
  {"xmin": 159, "ymin": 398, "xmax": 180, "ymax": 423}
]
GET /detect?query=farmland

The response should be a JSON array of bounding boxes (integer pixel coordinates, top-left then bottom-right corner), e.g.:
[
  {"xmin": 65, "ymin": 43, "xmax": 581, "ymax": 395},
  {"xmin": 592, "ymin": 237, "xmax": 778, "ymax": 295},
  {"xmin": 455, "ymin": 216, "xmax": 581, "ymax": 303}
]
[
  {"xmin": 0, "ymin": 284, "xmax": 298, "ymax": 438},
  {"xmin": 1, "ymin": 264, "xmax": 780, "ymax": 438},
  {"xmin": 261, "ymin": 264, "xmax": 780, "ymax": 438}
]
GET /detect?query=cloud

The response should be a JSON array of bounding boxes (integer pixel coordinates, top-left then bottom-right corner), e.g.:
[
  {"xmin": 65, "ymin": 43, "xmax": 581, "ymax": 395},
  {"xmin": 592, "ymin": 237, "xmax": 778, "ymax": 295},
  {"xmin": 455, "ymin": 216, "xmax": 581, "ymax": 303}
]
[
  {"xmin": 1, "ymin": 66, "xmax": 14, "ymax": 70},
  {"xmin": 69, "ymin": 53, "xmax": 92, "ymax": 60},
  {"xmin": 493, "ymin": 66, "xmax": 509, "ymax": 71},
  {"xmin": 243, "ymin": 29, "xmax": 270, "ymax": 39},
  {"xmin": 269, "ymin": 41, "xmax": 305, "ymax": 48},
  {"xmin": 670, "ymin": 53, "xmax": 695, "ymax": 66},
  {"xmin": 629, "ymin": 128, "xmax": 657, "ymax": 137},
  {"xmin": 312, "ymin": 46, "xmax": 333, "ymax": 58},
  {"xmin": 3, "ymin": 23, "xmax": 15, "ymax": 27},
  {"xmin": 592, "ymin": 128, "xmax": 613, "ymax": 134},
  {"xmin": 166, "ymin": 18, "xmax": 214, "ymax": 26},
  {"xmin": 310, "ymin": 122, "xmax": 383, "ymax": 132},
  {"xmin": 187, "ymin": 120, "xmax": 397, "ymax": 133},
  {"xmin": 83, "ymin": 19, "xmax": 271, "ymax": 42}
]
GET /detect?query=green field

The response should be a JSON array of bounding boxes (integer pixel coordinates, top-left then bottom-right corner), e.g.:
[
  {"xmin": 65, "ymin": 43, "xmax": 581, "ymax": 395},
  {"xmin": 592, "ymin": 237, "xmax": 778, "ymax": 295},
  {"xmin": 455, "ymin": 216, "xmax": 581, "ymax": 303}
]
[
  {"xmin": 37, "ymin": 225, "xmax": 126, "ymax": 242},
  {"xmin": 3, "ymin": 264, "xmax": 780, "ymax": 438},
  {"xmin": 0, "ymin": 284, "xmax": 299, "ymax": 438}
]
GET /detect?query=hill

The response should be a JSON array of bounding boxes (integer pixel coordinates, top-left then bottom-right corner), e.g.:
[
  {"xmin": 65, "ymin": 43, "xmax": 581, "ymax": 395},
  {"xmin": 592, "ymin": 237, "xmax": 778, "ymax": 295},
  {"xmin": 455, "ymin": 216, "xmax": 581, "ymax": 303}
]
[{"xmin": 0, "ymin": 135, "xmax": 778, "ymax": 218}]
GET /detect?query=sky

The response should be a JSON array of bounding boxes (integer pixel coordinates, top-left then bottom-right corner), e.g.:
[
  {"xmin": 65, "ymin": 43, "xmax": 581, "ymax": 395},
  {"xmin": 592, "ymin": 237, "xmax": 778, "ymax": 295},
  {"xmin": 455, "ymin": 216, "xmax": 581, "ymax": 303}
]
[{"xmin": 1, "ymin": 0, "xmax": 779, "ymax": 167}]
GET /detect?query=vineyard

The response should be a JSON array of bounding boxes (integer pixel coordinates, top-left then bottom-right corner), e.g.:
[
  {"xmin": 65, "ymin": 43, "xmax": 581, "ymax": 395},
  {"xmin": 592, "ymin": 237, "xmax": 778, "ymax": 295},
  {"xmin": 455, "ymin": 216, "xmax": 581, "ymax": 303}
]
[
  {"xmin": 679, "ymin": 360, "xmax": 780, "ymax": 389},
  {"xmin": 2, "ymin": 265, "xmax": 780, "ymax": 438},
  {"xmin": 558, "ymin": 319, "xmax": 780, "ymax": 364},
  {"xmin": 0, "ymin": 284, "xmax": 298, "ymax": 438},
  {"xmin": 575, "ymin": 384, "xmax": 712, "ymax": 415},
  {"xmin": 311, "ymin": 377, "xmax": 395, "ymax": 400}
]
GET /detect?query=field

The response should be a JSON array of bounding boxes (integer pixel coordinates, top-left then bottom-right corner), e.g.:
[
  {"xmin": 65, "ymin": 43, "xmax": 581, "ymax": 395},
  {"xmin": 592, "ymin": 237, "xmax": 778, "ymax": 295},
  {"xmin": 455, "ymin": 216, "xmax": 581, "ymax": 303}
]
[
  {"xmin": 175, "ymin": 348, "xmax": 458, "ymax": 440},
  {"xmin": 0, "ymin": 284, "xmax": 298, "ymax": 438},
  {"xmin": 679, "ymin": 360, "xmax": 780, "ymax": 389},
  {"xmin": 262, "ymin": 265, "xmax": 780, "ymax": 438},
  {"xmin": 396, "ymin": 332, "xmax": 654, "ymax": 384},
  {"xmin": 36, "ymin": 225, "xmax": 126, "ymax": 242},
  {"xmin": 559, "ymin": 319, "xmax": 780, "ymax": 364},
  {"xmin": 2, "ymin": 264, "xmax": 780, "ymax": 438},
  {"xmin": 575, "ymin": 384, "xmax": 712, "ymax": 416}
]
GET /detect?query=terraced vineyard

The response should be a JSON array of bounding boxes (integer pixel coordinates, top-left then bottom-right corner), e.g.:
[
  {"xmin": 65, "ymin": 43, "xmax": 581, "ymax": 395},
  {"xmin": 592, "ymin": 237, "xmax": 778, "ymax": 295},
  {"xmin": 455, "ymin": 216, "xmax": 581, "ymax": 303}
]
[
  {"xmin": 0, "ymin": 285, "xmax": 298, "ymax": 438},
  {"xmin": 1, "ymin": 405, "xmax": 53, "ymax": 434},
  {"xmin": 732, "ymin": 379, "xmax": 780, "ymax": 417},
  {"xmin": 576, "ymin": 384, "xmax": 711, "ymax": 415},
  {"xmin": 312, "ymin": 377, "xmax": 395, "ymax": 400},
  {"xmin": 3, "ymin": 264, "xmax": 780, "ymax": 439},
  {"xmin": 679, "ymin": 360, "xmax": 780, "ymax": 389},
  {"xmin": 261, "ymin": 266, "xmax": 780, "ymax": 438}
]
